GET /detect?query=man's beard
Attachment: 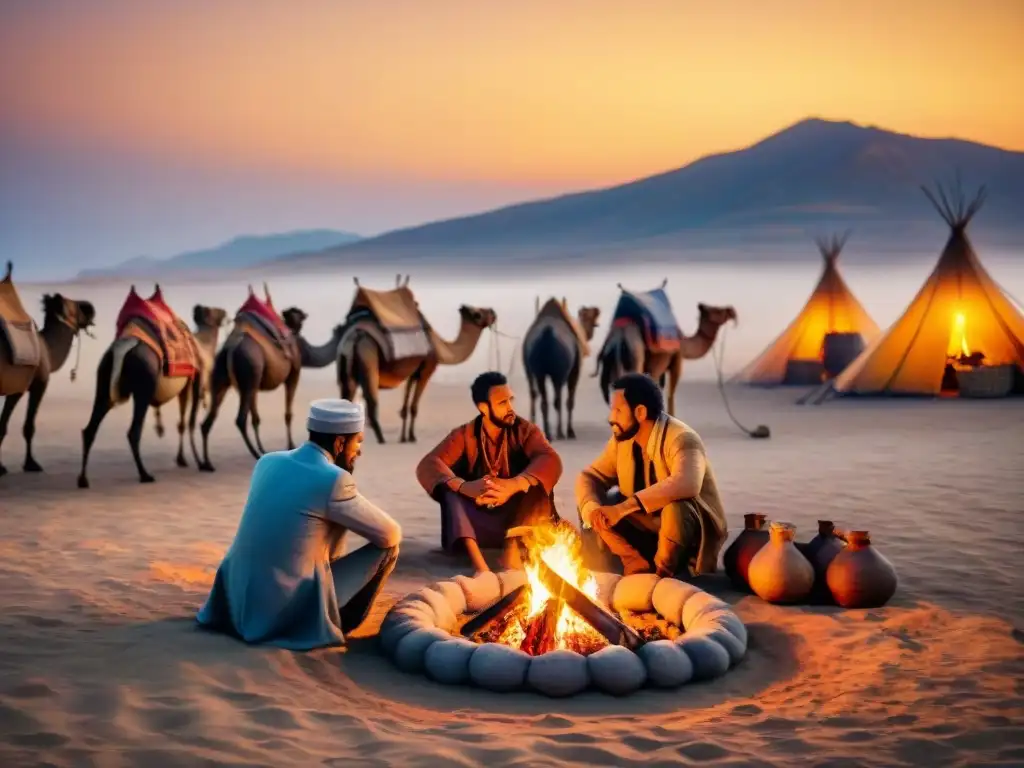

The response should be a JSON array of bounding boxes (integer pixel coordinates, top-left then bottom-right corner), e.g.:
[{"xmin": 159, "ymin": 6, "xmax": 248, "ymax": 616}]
[
  {"xmin": 334, "ymin": 453, "xmax": 356, "ymax": 473},
  {"xmin": 487, "ymin": 404, "xmax": 516, "ymax": 429},
  {"xmin": 610, "ymin": 416, "xmax": 640, "ymax": 442}
]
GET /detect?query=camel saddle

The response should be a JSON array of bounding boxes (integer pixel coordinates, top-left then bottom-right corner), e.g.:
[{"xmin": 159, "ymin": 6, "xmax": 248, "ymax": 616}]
[
  {"xmin": 611, "ymin": 287, "xmax": 682, "ymax": 354},
  {"xmin": 115, "ymin": 287, "xmax": 199, "ymax": 378},
  {"xmin": 534, "ymin": 298, "xmax": 590, "ymax": 357},
  {"xmin": 345, "ymin": 285, "xmax": 433, "ymax": 362},
  {"xmin": 233, "ymin": 293, "xmax": 295, "ymax": 361},
  {"xmin": 0, "ymin": 274, "xmax": 42, "ymax": 373}
]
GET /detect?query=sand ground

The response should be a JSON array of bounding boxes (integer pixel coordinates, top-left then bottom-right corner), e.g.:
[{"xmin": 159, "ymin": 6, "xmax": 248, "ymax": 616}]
[{"xmin": 1, "ymin": 361, "xmax": 1022, "ymax": 767}]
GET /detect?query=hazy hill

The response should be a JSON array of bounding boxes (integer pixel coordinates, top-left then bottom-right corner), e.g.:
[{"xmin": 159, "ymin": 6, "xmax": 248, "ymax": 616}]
[
  {"xmin": 77, "ymin": 229, "xmax": 362, "ymax": 280},
  {"xmin": 276, "ymin": 118, "xmax": 1024, "ymax": 268}
]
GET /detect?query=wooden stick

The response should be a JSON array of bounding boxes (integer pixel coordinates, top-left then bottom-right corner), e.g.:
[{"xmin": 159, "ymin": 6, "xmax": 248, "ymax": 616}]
[
  {"xmin": 459, "ymin": 584, "xmax": 527, "ymax": 639},
  {"xmin": 535, "ymin": 560, "xmax": 646, "ymax": 651}
]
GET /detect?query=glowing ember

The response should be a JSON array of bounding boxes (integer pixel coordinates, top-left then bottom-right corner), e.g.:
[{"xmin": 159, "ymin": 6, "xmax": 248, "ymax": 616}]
[
  {"xmin": 491, "ymin": 524, "xmax": 608, "ymax": 656},
  {"xmin": 948, "ymin": 311, "xmax": 971, "ymax": 359}
]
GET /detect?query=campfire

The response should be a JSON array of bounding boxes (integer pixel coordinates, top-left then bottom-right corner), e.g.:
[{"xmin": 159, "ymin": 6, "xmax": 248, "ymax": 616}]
[{"xmin": 460, "ymin": 523, "xmax": 645, "ymax": 657}]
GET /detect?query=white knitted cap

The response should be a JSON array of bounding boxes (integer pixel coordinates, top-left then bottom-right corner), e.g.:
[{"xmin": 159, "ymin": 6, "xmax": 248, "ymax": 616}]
[{"xmin": 306, "ymin": 398, "xmax": 365, "ymax": 435}]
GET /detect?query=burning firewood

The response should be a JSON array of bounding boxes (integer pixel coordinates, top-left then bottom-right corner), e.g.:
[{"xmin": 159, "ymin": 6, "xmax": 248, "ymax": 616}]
[{"xmin": 520, "ymin": 594, "xmax": 563, "ymax": 656}]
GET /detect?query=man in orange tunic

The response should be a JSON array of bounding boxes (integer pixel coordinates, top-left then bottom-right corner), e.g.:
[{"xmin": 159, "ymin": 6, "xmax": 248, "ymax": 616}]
[{"xmin": 416, "ymin": 371, "xmax": 563, "ymax": 573}]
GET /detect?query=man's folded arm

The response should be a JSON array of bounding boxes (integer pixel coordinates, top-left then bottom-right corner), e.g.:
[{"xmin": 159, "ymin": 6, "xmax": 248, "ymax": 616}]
[
  {"xmin": 575, "ymin": 438, "xmax": 618, "ymax": 526},
  {"xmin": 326, "ymin": 473, "xmax": 402, "ymax": 549},
  {"xmin": 415, "ymin": 427, "xmax": 468, "ymax": 499}
]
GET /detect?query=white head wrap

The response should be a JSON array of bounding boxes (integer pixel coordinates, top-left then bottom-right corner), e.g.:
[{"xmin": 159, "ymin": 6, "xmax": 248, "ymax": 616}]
[{"xmin": 306, "ymin": 398, "xmax": 365, "ymax": 435}]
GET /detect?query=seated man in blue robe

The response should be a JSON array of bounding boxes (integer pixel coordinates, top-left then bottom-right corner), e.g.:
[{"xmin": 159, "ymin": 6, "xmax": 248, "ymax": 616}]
[{"xmin": 196, "ymin": 398, "xmax": 402, "ymax": 650}]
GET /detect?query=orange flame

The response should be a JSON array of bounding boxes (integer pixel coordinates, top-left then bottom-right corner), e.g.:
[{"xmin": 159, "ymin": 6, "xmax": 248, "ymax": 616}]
[
  {"xmin": 497, "ymin": 524, "xmax": 606, "ymax": 651},
  {"xmin": 948, "ymin": 311, "xmax": 971, "ymax": 358}
]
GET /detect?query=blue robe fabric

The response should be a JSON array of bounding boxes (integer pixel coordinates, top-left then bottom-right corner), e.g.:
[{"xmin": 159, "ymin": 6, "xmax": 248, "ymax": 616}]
[{"xmin": 196, "ymin": 443, "xmax": 383, "ymax": 650}]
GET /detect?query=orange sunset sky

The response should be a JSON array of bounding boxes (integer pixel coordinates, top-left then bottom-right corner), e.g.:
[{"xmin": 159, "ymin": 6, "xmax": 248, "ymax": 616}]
[{"xmin": 1, "ymin": 0, "xmax": 1022, "ymax": 277}]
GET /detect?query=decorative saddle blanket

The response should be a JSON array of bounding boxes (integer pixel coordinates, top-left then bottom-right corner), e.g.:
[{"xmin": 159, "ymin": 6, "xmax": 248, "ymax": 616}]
[
  {"xmin": 611, "ymin": 287, "xmax": 682, "ymax": 353},
  {"xmin": 233, "ymin": 293, "xmax": 294, "ymax": 360},
  {"xmin": 345, "ymin": 285, "xmax": 433, "ymax": 361},
  {"xmin": 115, "ymin": 287, "xmax": 199, "ymax": 378},
  {"xmin": 0, "ymin": 275, "xmax": 41, "ymax": 369}
]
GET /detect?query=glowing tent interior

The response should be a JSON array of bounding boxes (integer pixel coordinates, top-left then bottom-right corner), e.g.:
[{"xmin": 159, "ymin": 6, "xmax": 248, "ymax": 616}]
[
  {"xmin": 815, "ymin": 182, "xmax": 1024, "ymax": 399},
  {"xmin": 735, "ymin": 233, "xmax": 880, "ymax": 386}
]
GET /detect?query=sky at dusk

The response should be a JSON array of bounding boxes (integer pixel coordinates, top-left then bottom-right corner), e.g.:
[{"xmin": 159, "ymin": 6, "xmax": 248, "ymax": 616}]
[{"xmin": 1, "ymin": 0, "xmax": 1022, "ymax": 278}]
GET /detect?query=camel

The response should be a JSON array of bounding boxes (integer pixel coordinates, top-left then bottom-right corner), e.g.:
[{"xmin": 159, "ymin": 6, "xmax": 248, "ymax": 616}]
[
  {"xmin": 152, "ymin": 304, "xmax": 229, "ymax": 467},
  {"xmin": 522, "ymin": 298, "xmax": 600, "ymax": 441},
  {"xmin": 336, "ymin": 279, "xmax": 497, "ymax": 444},
  {"xmin": 594, "ymin": 298, "xmax": 737, "ymax": 417},
  {"xmin": 198, "ymin": 288, "xmax": 344, "ymax": 472},
  {"xmin": 0, "ymin": 263, "xmax": 96, "ymax": 477},
  {"xmin": 78, "ymin": 286, "xmax": 216, "ymax": 488}
]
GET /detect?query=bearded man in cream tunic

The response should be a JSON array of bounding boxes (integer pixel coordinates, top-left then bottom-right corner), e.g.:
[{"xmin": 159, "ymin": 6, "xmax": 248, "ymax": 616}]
[{"xmin": 576, "ymin": 373, "xmax": 727, "ymax": 578}]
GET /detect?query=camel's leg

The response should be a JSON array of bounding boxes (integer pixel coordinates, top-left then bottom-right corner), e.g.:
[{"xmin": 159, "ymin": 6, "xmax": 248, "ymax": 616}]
[
  {"xmin": 21, "ymin": 377, "xmax": 49, "ymax": 472},
  {"xmin": 187, "ymin": 375, "xmax": 204, "ymax": 468},
  {"xmin": 235, "ymin": 385, "xmax": 262, "ymax": 460},
  {"xmin": 249, "ymin": 394, "xmax": 268, "ymax": 455},
  {"xmin": 356, "ymin": 343, "xmax": 386, "ymax": 444},
  {"xmin": 153, "ymin": 406, "xmax": 165, "ymax": 438},
  {"xmin": 406, "ymin": 359, "xmax": 437, "ymax": 444},
  {"xmin": 666, "ymin": 353, "xmax": 682, "ymax": 417},
  {"xmin": 538, "ymin": 375, "xmax": 552, "ymax": 441},
  {"xmin": 527, "ymin": 371, "xmax": 538, "ymax": 424},
  {"xmin": 552, "ymin": 381, "xmax": 565, "ymax": 441},
  {"xmin": 398, "ymin": 373, "xmax": 416, "ymax": 443},
  {"xmin": 566, "ymin": 359, "xmax": 581, "ymax": 440},
  {"xmin": 199, "ymin": 374, "xmax": 229, "ymax": 472},
  {"xmin": 174, "ymin": 378, "xmax": 193, "ymax": 468},
  {"xmin": 127, "ymin": 377, "xmax": 158, "ymax": 484},
  {"xmin": 283, "ymin": 368, "xmax": 299, "ymax": 451},
  {"xmin": 0, "ymin": 392, "xmax": 25, "ymax": 478},
  {"xmin": 78, "ymin": 353, "xmax": 115, "ymax": 489}
]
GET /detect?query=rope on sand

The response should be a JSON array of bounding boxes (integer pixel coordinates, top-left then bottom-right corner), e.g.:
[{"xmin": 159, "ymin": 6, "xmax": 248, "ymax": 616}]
[{"xmin": 710, "ymin": 326, "xmax": 771, "ymax": 439}]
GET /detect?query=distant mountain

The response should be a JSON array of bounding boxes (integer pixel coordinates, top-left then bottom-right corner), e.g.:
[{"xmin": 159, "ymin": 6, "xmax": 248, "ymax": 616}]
[
  {"xmin": 78, "ymin": 229, "xmax": 362, "ymax": 280},
  {"xmin": 274, "ymin": 118, "xmax": 1024, "ymax": 269}
]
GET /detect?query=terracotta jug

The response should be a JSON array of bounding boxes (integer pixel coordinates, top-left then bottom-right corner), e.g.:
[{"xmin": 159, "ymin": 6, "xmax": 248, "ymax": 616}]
[
  {"xmin": 747, "ymin": 521, "xmax": 814, "ymax": 604},
  {"xmin": 803, "ymin": 520, "xmax": 847, "ymax": 591},
  {"xmin": 723, "ymin": 513, "xmax": 769, "ymax": 590},
  {"xmin": 826, "ymin": 531, "xmax": 897, "ymax": 608}
]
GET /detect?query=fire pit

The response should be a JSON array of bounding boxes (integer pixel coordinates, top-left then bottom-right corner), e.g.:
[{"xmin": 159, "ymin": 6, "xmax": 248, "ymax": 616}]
[{"xmin": 379, "ymin": 525, "xmax": 747, "ymax": 697}]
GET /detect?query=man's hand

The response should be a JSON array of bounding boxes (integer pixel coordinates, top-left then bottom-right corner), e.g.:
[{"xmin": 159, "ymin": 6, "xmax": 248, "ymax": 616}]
[
  {"xmin": 592, "ymin": 503, "xmax": 635, "ymax": 529},
  {"xmin": 478, "ymin": 476, "xmax": 526, "ymax": 508},
  {"xmin": 457, "ymin": 477, "xmax": 490, "ymax": 499}
]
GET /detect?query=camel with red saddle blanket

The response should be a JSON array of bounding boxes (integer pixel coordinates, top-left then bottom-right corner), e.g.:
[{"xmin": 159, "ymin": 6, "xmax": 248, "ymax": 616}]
[
  {"xmin": 78, "ymin": 285, "xmax": 208, "ymax": 488},
  {"xmin": 0, "ymin": 261, "xmax": 96, "ymax": 478},
  {"xmin": 335, "ymin": 274, "xmax": 497, "ymax": 444},
  {"xmin": 197, "ymin": 284, "xmax": 345, "ymax": 471},
  {"xmin": 592, "ymin": 279, "xmax": 737, "ymax": 417}
]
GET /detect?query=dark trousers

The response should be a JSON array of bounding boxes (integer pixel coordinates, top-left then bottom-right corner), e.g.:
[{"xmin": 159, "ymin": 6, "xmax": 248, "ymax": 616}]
[
  {"xmin": 439, "ymin": 484, "xmax": 557, "ymax": 551},
  {"xmin": 330, "ymin": 543, "xmax": 400, "ymax": 633},
  {"xmin": 580, "ymin": 488, "xmax": 700, "ymax": 576}
]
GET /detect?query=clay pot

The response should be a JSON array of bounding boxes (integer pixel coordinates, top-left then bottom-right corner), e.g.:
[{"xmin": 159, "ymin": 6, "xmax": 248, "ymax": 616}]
[
  {"xmin": 826, "ymin": 531, "xmax": 897, "ymax": 608},
  {"xmin": 723, "ymin": 513, "xmax": 769, "ymax": 591},
  {"xmin": 747, "ymin": 521, "xmax": 814, "ymax": 604},
  {"xmin": 802, "ymin": 520, "xmax": 847, "ymax": 593}
]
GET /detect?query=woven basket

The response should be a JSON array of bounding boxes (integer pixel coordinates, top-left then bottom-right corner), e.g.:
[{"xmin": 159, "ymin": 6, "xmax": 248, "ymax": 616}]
[{"xmin": 956, "ymin": 364, "xmax": 1016, "ymax": 398}]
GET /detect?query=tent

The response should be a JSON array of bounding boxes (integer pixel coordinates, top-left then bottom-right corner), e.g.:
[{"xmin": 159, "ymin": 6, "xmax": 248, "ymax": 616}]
[
  {"xmin": 735, "ymin": 234, "xmax": 880, "ymax": 386},
  {"xmin": 822, "ymin": 182, "xmax": 1024, "ymax": 398}
]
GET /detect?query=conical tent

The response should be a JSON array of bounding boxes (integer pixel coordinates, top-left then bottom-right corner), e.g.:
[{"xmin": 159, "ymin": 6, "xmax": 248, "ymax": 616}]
[
  {"xmin": 830, "ymin": 182, "xmax": 1024, "ymax": 396},
  {"xmin": 735, "ymin": 234, "xmax": 880, "ymax": 385}
]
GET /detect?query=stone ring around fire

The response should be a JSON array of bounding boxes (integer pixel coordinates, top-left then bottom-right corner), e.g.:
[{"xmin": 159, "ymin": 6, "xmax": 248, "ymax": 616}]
[{"xmin": 378, "ymin": 570, "xmax": 747, "ymax": 697}]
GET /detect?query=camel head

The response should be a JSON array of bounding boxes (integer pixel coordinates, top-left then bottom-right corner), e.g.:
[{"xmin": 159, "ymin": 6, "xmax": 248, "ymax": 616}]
[
  {"xmin": 193, "ymin": 304, "xmax": 229, "ymax": 329},
  {"xmin": 281, "ymin": 306, "xmax": 309, "ymax": 333},
  {"xmin": 458, "ymin": 304, "xmax": 497, "ymax": 330},
  {"xmin": 42, "ymin": 293, "xmax": 96, "ymax": 333},
  {"xmin": 577, "ymin": 306, "xmax": 601, "ymax": 340},
  {"xmin": 697, "ymin": 302, "xmax": 738, "ymax": 330}
]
